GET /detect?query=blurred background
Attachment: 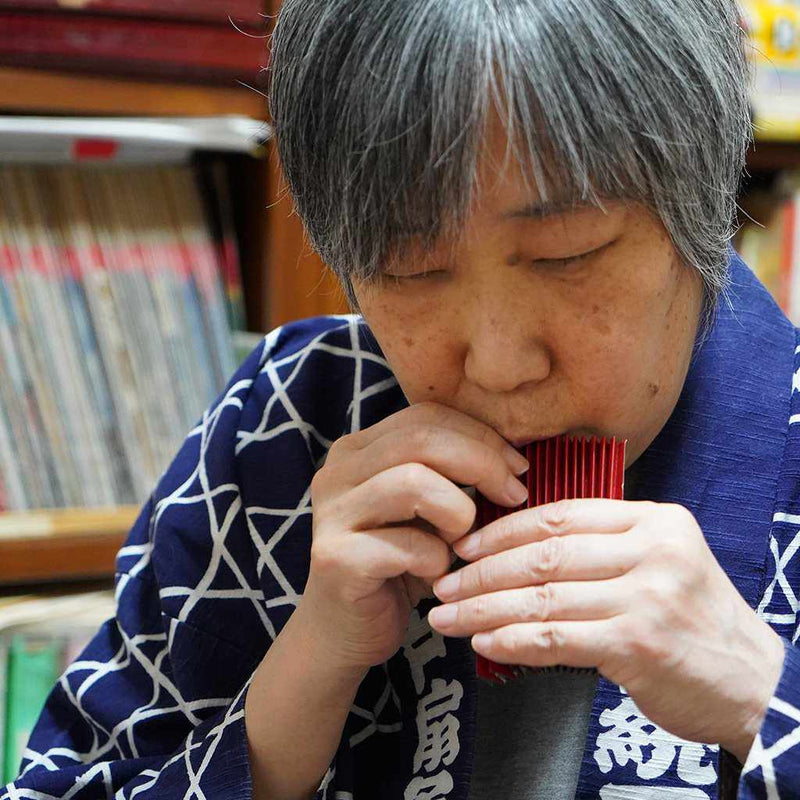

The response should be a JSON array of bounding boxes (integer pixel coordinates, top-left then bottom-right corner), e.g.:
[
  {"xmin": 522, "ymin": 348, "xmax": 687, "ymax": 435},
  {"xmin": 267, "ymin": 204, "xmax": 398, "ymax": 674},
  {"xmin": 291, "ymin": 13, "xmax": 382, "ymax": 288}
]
[{"xmin": 0, "ymin": 0, "xmax": 798, "ymax": 781}]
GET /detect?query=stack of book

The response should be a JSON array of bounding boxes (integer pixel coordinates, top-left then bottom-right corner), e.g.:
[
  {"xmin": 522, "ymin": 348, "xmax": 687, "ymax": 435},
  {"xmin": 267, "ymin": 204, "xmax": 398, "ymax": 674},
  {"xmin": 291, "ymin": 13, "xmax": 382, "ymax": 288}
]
[
  {"xmin": 0, "ymin": 0, "xmax": 267, "ymax": 85},
  {"xmin": 0, "ymin": 591, "xmax": 116, "ymax": 784},
  {"xmin": 0, "ymin": 160, "xmax": 244, "ymax": 512}
]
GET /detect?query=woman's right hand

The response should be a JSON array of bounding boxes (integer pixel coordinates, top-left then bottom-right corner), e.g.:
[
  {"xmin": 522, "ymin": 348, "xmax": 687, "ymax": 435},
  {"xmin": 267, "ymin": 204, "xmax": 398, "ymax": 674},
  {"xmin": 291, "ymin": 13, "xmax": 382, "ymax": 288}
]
[{"xmin": 298, "ymin": 402, "xmax": 531, "ymax": 672}]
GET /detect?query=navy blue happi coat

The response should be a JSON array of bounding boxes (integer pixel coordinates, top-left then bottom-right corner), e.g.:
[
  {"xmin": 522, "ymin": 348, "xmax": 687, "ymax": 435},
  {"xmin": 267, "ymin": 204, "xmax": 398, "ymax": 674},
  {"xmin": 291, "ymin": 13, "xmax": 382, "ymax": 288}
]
[{"xmin": 5, "ymin": 247, "xmax": 800, "ymax": 799}]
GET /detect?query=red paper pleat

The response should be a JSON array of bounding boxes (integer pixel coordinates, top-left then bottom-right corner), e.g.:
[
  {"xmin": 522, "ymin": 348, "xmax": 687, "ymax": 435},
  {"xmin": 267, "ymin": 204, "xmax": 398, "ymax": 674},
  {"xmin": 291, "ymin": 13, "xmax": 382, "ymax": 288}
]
[{"xmin": 473, "ymin": 434, "xmax": 627, "ymax": 685}]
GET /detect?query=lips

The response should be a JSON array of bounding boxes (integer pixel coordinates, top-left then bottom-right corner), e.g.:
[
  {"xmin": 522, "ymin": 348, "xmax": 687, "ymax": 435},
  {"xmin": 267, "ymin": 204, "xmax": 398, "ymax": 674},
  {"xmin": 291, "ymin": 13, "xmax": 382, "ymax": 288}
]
[{"xmin": 508, "ymin": 433, "xmax": 566, "ymax": 449}]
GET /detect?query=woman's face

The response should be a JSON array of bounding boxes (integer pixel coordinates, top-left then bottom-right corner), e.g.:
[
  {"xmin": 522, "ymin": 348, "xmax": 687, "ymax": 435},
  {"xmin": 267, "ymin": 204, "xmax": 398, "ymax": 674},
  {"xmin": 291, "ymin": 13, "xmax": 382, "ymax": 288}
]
[{"xmin": 351, "ymin": 135, "xmax": 705, "ymax": 469}]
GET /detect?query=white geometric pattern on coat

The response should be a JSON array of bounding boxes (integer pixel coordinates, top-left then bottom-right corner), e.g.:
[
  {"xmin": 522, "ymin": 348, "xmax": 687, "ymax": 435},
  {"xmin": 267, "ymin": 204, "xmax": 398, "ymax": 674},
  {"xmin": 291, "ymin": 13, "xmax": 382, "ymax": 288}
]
[{"xmin": 737, "ymin": 338, "xmax": 800, "ymax": 796}]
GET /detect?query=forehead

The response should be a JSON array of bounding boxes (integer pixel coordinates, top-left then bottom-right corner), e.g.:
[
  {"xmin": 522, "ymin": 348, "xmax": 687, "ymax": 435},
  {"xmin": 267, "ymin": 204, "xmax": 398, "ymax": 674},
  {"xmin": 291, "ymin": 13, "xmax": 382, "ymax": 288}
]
[{"xmin": 473, "ymin": 102, "xmax": 598, "ymax": 221}]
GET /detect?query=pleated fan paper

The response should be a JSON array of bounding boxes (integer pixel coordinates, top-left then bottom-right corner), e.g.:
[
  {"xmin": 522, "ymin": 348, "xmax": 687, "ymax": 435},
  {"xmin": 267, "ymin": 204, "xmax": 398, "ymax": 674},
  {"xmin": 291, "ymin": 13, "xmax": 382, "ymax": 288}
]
[{"xmin": 472, "ymin": 434, "xmax": 627, "ymax": 684}]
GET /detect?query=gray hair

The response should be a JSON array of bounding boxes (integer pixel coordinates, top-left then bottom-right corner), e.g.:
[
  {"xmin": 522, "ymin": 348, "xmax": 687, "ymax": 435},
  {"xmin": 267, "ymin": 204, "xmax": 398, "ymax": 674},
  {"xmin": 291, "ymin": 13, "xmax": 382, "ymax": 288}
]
[{"xmin": 269, "ymin": 0, "xmax": 753, "ymax": 342}]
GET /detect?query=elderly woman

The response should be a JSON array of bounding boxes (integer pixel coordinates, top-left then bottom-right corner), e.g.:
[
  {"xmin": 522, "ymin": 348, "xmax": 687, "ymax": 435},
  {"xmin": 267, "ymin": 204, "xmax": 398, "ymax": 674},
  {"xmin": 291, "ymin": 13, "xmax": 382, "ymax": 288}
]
[{"xmin": 7, "ymin": 1, "xmax": 799, "ymax": 799}]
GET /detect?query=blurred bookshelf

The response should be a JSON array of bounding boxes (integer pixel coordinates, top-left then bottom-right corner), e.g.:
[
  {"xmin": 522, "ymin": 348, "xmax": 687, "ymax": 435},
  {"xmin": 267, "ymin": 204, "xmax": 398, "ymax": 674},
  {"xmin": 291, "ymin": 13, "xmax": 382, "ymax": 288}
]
[
  {"xmin": 0, "ymin": 506, "xmax": 138, "ymax": 586},
  {"xmin": 0, "ymin": 0, "xmax": 347, "ymax": 592}
]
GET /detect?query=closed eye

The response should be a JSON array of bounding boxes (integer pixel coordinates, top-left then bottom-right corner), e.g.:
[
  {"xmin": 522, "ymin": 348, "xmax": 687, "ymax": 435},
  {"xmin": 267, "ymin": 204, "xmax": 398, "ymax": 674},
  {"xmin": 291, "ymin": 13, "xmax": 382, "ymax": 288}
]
[{"xmin": 383, "ymin": 240, "xmax": 614, "ymax": 282}]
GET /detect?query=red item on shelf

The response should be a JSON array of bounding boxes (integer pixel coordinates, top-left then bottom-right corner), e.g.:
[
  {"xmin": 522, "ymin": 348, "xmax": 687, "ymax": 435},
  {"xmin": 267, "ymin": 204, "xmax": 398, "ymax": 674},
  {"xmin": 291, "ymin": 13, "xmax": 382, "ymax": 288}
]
[
  {"xmin": 0, "ymin": 11, "xmax": 268, "ymax": 84},
  {"xmin": 473, "ymin": 434, "xmax": 627, "ymax": 685},
  {"xmin": 0, "ymin": 1, "xmax": 263, "ymax": 27}
]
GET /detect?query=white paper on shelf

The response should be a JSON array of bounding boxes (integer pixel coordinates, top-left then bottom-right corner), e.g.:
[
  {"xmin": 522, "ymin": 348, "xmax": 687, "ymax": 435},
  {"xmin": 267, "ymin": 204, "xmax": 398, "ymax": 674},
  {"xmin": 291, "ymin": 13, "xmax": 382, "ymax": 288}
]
[
  {"xmin": 0, "ymin": 115, "xmax": 272, "ymax": 164},
  {"xmin": 0, "ymin": 591, "xmax": 116, "ymax": 633}
]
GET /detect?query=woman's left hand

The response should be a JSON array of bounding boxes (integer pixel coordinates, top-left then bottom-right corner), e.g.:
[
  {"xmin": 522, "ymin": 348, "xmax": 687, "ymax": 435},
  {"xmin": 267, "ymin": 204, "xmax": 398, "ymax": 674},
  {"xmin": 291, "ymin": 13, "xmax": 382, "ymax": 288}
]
[{"xmin": 427, "ymin": 499, "xmax": 786, "ymax": 762}]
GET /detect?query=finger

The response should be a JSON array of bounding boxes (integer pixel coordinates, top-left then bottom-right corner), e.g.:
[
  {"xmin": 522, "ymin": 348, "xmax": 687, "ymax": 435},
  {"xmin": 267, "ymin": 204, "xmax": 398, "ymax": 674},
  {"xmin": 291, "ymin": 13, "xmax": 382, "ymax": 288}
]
[
  {"xmin": 470, "ymin": 618, "xmax": 619, "ymax": 671},
  {"xmin": 337, "ymin": 423, "xmax": 529, "ymax": 510},
  {"xmin": 320, "ymin": 525, "xmax": 452, "ymax": 586},
  {"xmin": 343, "ymin": 462, "xmax": 477, "ymax": 543},
  {"xmin": 453, "ymin": 498, "xmax": 648, "ymax": 561},
  {"xmin": 427, "ymin": 577, "xmax": 629, "ymax": 637},
  {"xmin": 434, "ymin": 532, "xmax": 644, "ymax": 601},
  {"xmin": 339, "ymin": 401, "xmax": 530, "ymax": 477}
]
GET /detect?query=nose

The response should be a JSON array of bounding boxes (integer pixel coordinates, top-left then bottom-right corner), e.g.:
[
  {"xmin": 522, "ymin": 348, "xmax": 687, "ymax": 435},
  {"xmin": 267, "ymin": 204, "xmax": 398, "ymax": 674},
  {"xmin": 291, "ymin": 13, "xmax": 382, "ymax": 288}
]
[{"xmin": 463, "ymin": 305, "xmax": 552, "ymax": 394}]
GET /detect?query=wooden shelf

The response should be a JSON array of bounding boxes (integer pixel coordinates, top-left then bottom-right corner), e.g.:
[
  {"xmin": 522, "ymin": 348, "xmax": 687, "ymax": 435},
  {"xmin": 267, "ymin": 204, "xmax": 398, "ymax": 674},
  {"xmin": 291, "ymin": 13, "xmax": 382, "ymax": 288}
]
[
  {"xmin": 748, "ymin": 140, "xmax": 800, "ymax": 172},
  {"xmin": 0, "ymin": 507, "xmax": 139, "ymax": 586},
  {"xmin": 0, "ymin": 67, "xmax": 266, "ymax": 118}
]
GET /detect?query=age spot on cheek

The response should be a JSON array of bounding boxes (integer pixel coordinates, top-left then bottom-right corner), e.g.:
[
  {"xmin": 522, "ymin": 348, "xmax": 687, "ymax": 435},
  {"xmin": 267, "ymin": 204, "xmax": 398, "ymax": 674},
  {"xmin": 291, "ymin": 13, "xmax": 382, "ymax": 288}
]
[
  {"xmin": 404, "ymin": 337, "xmax": 415, "ymax": 348},
  {"xmin": 591, "ymin": 304, "xmax": 611, "ymax": 336},
  {"xmin": 648, "ymin": 382, "xmax": 660, "ymax": 397}
]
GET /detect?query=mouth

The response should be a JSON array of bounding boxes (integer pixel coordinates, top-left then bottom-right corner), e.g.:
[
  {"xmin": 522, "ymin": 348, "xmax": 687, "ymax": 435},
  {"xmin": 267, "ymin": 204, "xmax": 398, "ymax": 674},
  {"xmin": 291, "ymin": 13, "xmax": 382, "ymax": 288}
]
[
  {"xmin": 508, "ymin": 430, "xmax": 597, "ymax": 449},
  {"xmin": 508, "ymin": 434, "xmax": 566, "ymax": 449}
]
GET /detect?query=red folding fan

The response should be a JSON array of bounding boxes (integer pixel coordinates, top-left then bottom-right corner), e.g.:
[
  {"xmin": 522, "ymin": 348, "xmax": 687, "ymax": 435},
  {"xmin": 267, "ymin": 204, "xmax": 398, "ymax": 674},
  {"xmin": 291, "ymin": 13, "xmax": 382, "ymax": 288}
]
[{"xmin": 473, "ymin": 434, "xmax": 627, "ymax": 684}]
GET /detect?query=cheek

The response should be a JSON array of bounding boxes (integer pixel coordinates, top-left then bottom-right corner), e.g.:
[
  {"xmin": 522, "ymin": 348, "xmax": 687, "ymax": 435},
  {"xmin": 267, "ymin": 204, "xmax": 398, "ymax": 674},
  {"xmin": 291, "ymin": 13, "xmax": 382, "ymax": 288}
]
[{"xmin": 361, "ymin": 304, "xmax": 453, "ymax": 401}]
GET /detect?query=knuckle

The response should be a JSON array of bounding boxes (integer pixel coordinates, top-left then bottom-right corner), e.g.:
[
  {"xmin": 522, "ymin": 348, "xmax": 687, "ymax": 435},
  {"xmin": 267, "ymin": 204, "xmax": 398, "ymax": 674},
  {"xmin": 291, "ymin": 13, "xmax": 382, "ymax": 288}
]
[
  {"xmin": 310, "ymin": 541, "xmax": 339, "ymax": 573},
  {"xmin": 652, "ymin": 532, "xmax": 694, "ymax": 570},
  {"xmin": 412, "ymin": 401, "xmax": 447, "ymax": 421},
  {"xmin": 640, "ymin": 575, "xmax": 666, "ymax": 605},
  {"xmin": 398, "ymin": 462, "xmax": 430, "ymax": 495},
  {"xmin": 471, "ymin": 595, "xmax": 492, "ymax": 627},
  {"xmin": 623, "ymin": 617, "xmax": 664, "ymax": 661},
  {"xmin": 525, "ymin": 583, "xmax": 554, "ymax": 622},
  {"xmin": 540, "ymin": 622, "xmax": 567, "ymax": 663},
  {"xmin": 532, "ymin": 536, "xmax": 565, "ymax": 581},
  {"xmin": 667, "ymin": 502, "xmax": 693, "ymax": 522},
  {"xmin": 407, "ymin": 424, "xmax": 437, "ymax": 452},
  {"xmin": 538, "ymin": 500, "xmax": 575, "ymax": 536},
  {"xmin": 538, "ymin": 622, "xmax": 564, "ymax": 660},
  {"xmin": 328, "ymin": 434, "xmax": 353, "ymax": 458},
  {"xmin": 472, "ymin": 558, "xmax": 494, "ymax": 594},
  {"xmin": 310, "ymin": 469, "xmax": 325, "ymax": 497}
]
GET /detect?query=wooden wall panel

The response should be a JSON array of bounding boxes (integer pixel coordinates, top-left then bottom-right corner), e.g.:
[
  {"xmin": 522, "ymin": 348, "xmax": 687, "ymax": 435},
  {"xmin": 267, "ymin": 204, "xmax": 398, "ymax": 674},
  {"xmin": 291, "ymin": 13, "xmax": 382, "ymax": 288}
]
[
  {"xmin": 263, "ymin": 0, "xmax": 350, "ymax": 329},
  {"xmin": 264, "ymin": 143, "xmax": 350, "ymax": 328}
]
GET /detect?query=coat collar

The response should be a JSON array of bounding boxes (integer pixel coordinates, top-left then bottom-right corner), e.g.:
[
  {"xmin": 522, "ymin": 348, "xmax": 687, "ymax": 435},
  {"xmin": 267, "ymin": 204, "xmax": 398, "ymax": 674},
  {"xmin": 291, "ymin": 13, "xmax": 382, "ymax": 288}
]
[{"xmin": 626, "ymin": 246, "xmax": 794, "ymax": 608}]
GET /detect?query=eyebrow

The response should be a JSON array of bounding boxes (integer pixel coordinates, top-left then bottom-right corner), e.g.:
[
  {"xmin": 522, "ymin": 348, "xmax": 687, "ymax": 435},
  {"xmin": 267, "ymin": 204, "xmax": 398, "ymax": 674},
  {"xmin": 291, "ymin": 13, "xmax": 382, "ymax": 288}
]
[{"xmin": 500, "ymin": 199, "xmax": 598, "ymax": 221}]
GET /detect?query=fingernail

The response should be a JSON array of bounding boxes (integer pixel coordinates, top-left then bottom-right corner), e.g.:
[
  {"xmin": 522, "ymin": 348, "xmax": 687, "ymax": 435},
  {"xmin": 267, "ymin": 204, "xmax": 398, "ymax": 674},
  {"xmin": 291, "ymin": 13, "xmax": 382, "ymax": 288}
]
[
  {"xmin": 455, "ymin": 534, "xmax": 480, "ymax": 559},
  {"xmin": 505, "ymin": 475, "xmax": 528, "ymax": 506},
  {"xmin": 433, "ymin": 571, "xmax": 460, "ymax": 600},
  {"xmin": 428, "ymin": 605, "xmax": 457, "ymax": 627},
  {"xmin": 505, "ymin": 446, "xmax": 530, "ymax": 476}
]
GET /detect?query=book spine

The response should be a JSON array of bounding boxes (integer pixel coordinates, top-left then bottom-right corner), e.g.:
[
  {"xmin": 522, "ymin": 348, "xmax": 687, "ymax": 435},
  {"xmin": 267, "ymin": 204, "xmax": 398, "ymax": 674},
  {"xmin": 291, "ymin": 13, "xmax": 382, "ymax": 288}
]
[
  {"xmin": 198, "ymin": 158, "xmax": 248, "ymax": 334},
  {"xmin": 0, "ymin": 256, "xmax": 31, "ymax": 509},
  {"xmin": 2, "ymin": 633, "xmax": 60, "ymax": 784},
  {"xmin": 0, "ymin": 12, "xmax": 268, "ymax": 79},
  {"xmin": 65, "ymin": 167, "xmax": 154, "ymax": 501},
  {"xmin": 0, "ymin": 169, "xmax": 66, "ymax": 508},
  {"xmin": 23, "ymin": 166, "xmax": 119, "ymax": 507},
  {"xmin": 165, "ymin": 166, "xmax": 236, "ymax": 390},
  {"xmin": 0, "ymin": 0, "xmax": 264, "ymax": 26}
]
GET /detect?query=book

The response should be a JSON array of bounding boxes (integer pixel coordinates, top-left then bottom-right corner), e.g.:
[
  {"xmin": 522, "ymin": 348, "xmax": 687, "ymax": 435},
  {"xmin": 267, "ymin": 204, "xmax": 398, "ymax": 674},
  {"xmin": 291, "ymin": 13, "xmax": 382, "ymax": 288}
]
[
  {"xmin": 0, "ymin": 591, "xmax": 116, "ymax": 782},
  {"xmin": 0, "ymin": 0, "xmax": 264, "ymax": 27},
  {"xmin": 2, "ymin": 633, "xmax": 60, "ymax": 783},
  {"xmin": 0, "ymin": 11, "xmax": 268, "ymax": 85}
]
